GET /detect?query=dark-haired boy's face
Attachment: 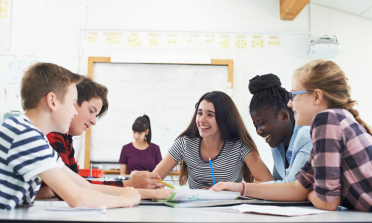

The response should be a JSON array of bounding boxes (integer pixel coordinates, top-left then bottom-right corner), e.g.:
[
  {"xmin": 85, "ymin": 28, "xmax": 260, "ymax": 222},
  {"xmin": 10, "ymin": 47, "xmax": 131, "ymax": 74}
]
[
  {"xmin": 68, "ymin": 97, "xmax": 103, "ymax": 136},
  {"xmin": 250, "ymin": 108, "xmax": 289, "ymax": 148}
]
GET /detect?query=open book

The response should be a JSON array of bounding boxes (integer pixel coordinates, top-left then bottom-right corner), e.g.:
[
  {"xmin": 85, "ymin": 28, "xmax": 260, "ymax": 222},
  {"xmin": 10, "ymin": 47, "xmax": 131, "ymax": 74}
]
[
  {"xmin": 167, "ymin": 189, "xmax": 240, "ymax": 202},
  {"xmin": 154, "ymin": 189, "xmax": 241, "ymax": 208}
]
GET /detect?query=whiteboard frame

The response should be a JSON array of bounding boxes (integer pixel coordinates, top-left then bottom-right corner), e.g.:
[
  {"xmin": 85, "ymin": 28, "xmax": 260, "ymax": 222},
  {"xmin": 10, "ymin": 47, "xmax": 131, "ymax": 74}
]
[{"xmin": 84, "ymin": 57, "xmax": 234, "ymax": 169}]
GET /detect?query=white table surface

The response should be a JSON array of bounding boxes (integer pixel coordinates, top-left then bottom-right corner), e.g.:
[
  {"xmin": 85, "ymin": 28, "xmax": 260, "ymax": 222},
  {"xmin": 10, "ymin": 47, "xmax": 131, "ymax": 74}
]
[{"xmin": 0, "ymin": 203, "xmax": 371, "ymax": 223}]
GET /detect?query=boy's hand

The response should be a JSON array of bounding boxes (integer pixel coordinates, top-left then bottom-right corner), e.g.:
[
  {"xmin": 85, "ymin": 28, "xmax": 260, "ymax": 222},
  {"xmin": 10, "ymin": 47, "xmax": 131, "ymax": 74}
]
[
  {"xmin": 125, "ymin": 171, "xmax": 164, "ymax": 189},
  {"xmin": 120, "ymin": 187, "xmax": 141, "ymax": 207},
  {"xmin": 35, "ymin": 185, "xmax": 55, "ymax": 199},
  {"xmin": 209, "ymin": 182, "xmax": 243, "ymax": 193}
]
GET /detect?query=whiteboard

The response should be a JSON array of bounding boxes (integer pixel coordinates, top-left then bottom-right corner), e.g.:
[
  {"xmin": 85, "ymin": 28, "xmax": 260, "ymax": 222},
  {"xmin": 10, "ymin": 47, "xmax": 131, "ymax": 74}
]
[{"xmin": 91, "ymin": 63, "xmax": 229, "ymax": 162}]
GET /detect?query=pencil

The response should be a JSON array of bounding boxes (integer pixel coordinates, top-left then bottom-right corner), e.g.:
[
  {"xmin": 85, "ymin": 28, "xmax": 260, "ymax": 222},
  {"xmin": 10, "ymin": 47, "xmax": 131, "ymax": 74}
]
[
  {"xmin": 158, "ymin": 179, "xmax": 175, "ymax": 189},
  {"xmin": 209, "ymin": 158, "xmax": 216, "ymax": 185}
]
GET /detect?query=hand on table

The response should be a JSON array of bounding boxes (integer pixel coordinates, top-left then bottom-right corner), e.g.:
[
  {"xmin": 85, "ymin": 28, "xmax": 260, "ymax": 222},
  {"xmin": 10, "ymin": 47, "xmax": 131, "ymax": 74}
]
[
  {"xmin": 209, "ymin": 182, "xmax": 243, "ymax": 194},
  {"xmin": 120, "ymin": 187, "xmax": 141, "ymax": 207}
]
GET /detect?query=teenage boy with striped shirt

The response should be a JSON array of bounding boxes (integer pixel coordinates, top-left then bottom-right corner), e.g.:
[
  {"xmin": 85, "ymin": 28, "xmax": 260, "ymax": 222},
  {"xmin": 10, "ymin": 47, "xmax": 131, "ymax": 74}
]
[{"xmin": 0, "ymin": 63, "xmax": 170, "ymax": 210}]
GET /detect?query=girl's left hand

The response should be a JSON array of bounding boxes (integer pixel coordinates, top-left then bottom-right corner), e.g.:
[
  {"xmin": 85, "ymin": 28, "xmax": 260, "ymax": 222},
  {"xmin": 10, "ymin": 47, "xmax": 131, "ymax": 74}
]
[{"xmin": 209, "ymin": 182, "xmax": 243, "ymax": 193}]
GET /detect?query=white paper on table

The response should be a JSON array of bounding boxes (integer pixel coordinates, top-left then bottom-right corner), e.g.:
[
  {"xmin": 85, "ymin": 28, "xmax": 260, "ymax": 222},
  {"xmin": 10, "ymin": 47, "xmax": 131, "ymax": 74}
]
[
  {"xmin": 203, "ymin": 204, "xmax": 328, "ymax": 217},
  {"xmin": 167, "ymin": 189, "xmax": 240, "ymax": 202},
  {"xmin": 28, "ymin": 201, "xmax": 106, "ymax": 214}
]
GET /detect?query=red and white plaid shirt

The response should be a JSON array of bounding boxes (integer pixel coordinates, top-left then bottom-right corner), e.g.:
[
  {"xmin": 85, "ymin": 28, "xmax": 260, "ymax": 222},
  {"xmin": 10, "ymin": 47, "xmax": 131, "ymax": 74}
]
[{"xmin": 46, "ymin": 132, "xmax": 123, "ymax": 187}]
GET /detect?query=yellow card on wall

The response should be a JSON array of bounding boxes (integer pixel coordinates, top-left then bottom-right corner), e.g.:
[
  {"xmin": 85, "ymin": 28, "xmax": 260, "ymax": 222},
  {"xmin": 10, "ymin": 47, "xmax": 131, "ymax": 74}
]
[
  {"xmin": 220, "ymin": 39, "xmax": 230, "ymax": 49},
  {"xmin": 167, "ymin": 38, "xmax": 177, "ymax": 44},
  {"xmin": 268, "ymin": 35, "xmax": 280, "ymax": 46},
  {"xmin": 268, "ymin": 41, "xmax": 280, "ymax": 46},
  {"xmin": 128, "ymin": 37, "xmax": 141, "ymax": 46},
  {"xmin": 106, "ymin": 35, "xmax": 120, "ymax": 44},
  {"xmin": 150, "ymin": 38, "xmax": 159, "ymax": 46},
  {"xmin": 235, "ymin": 39, "xmax": 247, "ymax": 49},
  {"xmin": 185, "ymin": 34, "xmax": 199, "ymax": 43},
  {"xmin": 87, "ymin": 31, "xmax": 98, "ymax": 42},
  {"xmin": 205, "ymin": 39, "xmax": 214, "ymax": 44},
  {"xmin": 251, "ymin": 39, "xmax": 264, "ymax": 48},
  {"xmin": 88, "ymin": 35, "xmax": 97, "ymax": 42}
]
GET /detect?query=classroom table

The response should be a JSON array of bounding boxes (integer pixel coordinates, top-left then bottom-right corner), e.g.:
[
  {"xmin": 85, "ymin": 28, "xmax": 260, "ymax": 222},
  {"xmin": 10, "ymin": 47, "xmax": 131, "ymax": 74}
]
[
  {"xmin": 2, "ymin": 176, "xmax": 370, "ymax": 223},
  {"xmin": 0, "ymin": 203, "xmax": 371, "ymax": 223}
]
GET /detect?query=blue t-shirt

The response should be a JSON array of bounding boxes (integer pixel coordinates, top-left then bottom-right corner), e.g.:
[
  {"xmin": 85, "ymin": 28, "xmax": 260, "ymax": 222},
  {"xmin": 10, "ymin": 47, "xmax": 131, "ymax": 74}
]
[{"xmin": 262, "ymin": 124, "xmax": 312, "ymax": 184}]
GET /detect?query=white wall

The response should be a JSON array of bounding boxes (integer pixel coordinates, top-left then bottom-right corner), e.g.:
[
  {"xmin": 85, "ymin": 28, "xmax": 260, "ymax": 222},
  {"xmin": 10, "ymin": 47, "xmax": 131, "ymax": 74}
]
[{"xmin": 1, "ymin": 0, "xmax": 372, "ymax": 172}]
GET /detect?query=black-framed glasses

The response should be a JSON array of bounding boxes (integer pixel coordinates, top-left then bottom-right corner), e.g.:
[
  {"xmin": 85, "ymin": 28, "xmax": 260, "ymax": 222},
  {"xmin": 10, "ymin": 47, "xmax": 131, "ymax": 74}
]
[{"xmin": 289, "ymin": 91, "xmax": 307, "ymax": 101}]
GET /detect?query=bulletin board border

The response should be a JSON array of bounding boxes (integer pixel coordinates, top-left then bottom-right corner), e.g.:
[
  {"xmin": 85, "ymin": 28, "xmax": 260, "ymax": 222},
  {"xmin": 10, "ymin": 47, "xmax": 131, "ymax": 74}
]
[{"xmin": 84, "ymin": 57, "xmax": 234, "ymax": 172}]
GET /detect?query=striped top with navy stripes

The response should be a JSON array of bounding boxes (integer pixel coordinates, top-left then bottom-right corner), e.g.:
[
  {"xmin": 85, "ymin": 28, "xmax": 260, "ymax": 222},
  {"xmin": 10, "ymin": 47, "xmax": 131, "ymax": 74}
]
[
  {"xmin": 168, "ymin": 136, "xmax": 251, "ymax": 189},
  {"xmin": 0, "ymin": 115, "xmax": 64, "ymax": 210}
]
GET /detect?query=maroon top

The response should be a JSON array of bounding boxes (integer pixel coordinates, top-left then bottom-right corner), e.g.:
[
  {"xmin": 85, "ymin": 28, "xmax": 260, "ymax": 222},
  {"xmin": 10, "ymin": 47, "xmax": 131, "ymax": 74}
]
[{"xmin": 119, "ymin": 142, "xmax": 162, "ymax": 174}]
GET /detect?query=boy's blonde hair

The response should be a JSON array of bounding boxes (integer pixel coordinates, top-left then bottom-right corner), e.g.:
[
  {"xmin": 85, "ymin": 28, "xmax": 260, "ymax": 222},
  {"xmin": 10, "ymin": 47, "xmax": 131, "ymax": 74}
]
[
  {"xmin": 294, "ymin": 60, "xmax": 372, "ymax": 135},
  {"xmin": 21, "ymin": 63, "xmax": 82, "ymax": 110}
]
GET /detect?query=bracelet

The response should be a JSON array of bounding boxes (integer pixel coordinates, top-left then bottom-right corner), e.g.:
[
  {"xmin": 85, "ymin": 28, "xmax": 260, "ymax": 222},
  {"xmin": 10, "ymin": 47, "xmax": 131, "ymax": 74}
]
[
  {"xmin": 244, "ymin": 182, "xmax": 247, "ymax": 197},
  {"xmin": 241, "ymin": 182, "xmax": 246, "ymax": 196}
]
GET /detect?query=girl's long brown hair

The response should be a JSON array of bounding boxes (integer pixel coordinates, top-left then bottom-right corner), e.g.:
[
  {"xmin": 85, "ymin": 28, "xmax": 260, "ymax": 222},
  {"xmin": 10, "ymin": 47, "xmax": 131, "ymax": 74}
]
[
  {"xmin": 175, "ymin": 91, "xmax": 259, "ymax": 186},
  {"xmin": 294, "ymin": 60, "xmax": 372, "ymax": 135}
]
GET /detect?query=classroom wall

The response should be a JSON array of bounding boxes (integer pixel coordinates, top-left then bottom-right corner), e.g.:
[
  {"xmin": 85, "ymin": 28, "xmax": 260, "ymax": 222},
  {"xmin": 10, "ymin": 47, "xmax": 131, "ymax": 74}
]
[{"xmin": 1, "ymin": 0, "xmax": 372, "ymax": 172}]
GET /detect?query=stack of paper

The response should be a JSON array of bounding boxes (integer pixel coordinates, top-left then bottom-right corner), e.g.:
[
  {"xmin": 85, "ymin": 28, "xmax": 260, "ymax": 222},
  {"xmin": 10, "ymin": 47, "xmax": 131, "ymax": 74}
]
[
  {"xmin": 28, "ymin": 201, "xmax": 106, "ymax": 214},
  {"xmin": 203, "ymin": 204, "xmax": 328, "ymax": 217},
  {"xmin": 154, "ymin": 189, "xmax": 241, "ymax": 208}
]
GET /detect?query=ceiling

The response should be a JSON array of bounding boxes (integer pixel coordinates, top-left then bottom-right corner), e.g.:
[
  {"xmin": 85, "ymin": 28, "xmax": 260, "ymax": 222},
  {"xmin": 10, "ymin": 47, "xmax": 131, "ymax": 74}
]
[{"xmin": 311, "ymin": 0, "xmax": 372, "ymax": 19}]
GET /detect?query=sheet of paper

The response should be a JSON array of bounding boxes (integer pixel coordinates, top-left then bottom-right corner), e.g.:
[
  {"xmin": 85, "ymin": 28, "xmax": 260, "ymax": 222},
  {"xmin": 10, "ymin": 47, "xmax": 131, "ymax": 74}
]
[
  {"xmin": 28, "ymin": 201, "xmax": 106, "ymax": 214},
  {"xmin": 204, "ymin": 204, "xmax": 328, "ymax": 217},
  {"xmin": 167, "ymin": 189, "xmax": 240, "ymax": 202},
  {"xmin": 7, "ymin": 60, "xmax": 39, "ymax": 84}
]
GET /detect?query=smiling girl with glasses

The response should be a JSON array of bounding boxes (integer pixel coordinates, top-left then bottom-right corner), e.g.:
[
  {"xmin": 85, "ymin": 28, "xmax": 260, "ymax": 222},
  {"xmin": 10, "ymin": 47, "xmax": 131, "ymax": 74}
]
[{"xmin": 211, "ymin": 60, "xmax": 372, "ymax": 212}]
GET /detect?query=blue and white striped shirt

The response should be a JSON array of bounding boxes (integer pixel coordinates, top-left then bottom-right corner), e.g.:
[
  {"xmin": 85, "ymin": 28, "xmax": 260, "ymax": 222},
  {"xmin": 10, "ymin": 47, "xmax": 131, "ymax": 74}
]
[{"xmin": 0, "ymin": 115, "xmax": 64, "ymax": 210}]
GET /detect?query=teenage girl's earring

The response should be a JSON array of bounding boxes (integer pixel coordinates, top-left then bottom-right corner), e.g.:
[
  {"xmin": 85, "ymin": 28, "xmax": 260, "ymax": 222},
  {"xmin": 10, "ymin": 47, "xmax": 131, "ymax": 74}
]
[{"xmin": 283, "ymin": 120, "xmax": 285, "ymax": 123}]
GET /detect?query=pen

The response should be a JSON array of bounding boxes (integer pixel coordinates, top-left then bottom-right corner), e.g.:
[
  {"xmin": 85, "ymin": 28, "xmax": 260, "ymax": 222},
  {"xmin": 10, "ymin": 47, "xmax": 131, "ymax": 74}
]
[
  {"xmin": 209, "ymin": 158, "xmax": 216, "ymax": 185},
  {"xmin": 157, "ymin": 179, "xmax": 175, "ymax": 189}
]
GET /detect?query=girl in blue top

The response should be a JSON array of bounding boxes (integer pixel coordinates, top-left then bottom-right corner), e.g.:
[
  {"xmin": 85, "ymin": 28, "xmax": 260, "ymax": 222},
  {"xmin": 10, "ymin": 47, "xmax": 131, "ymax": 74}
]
[{"xmin": 248, "ymin": 73, "xmax": 312, "ymax": 183}]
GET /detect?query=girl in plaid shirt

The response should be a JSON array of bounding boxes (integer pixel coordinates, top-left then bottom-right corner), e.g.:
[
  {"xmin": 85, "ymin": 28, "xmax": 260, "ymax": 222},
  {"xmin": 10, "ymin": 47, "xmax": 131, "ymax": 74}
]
[{"xmin": 211, "ymin": 60, "xmax": 372, "ymax": 212}]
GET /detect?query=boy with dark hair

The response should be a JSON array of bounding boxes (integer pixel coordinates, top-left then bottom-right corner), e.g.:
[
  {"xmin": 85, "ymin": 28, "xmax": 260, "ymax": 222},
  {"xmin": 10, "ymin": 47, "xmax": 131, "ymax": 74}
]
[{"xmin": 0, "ymin": 63, "xmax": 164, "ymax": 210}]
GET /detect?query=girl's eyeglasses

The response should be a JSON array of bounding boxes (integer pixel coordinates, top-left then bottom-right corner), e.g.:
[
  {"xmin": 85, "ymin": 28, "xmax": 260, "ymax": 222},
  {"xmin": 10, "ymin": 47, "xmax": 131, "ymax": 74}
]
[{"xmin": 289, "ymin": 91, "xmax": 307, "ymax": 101}]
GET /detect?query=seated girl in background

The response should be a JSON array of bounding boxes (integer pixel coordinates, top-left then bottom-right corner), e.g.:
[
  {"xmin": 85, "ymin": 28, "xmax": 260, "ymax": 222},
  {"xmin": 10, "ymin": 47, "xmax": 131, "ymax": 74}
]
[
  {"xmin": 154, "ymin": 91, "xmax": 273, "ymax": 189},
  {"xmin": 119, "ymin": 115, "xmax": 162, "ymax": 176},
  {"xmin": 249, "ymin": 73, "xmax": 312, "ymax": 183},
  {"xmin": 211, "ymin": 60, "xmax": 372, "ymax": 212}
]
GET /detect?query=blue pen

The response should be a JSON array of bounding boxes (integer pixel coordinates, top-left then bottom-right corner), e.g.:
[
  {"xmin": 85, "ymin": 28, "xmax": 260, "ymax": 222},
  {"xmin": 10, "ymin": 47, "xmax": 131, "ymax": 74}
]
[{"xmin": 209, "ymin": 158, "xmax": 216, "ymax": 185}]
